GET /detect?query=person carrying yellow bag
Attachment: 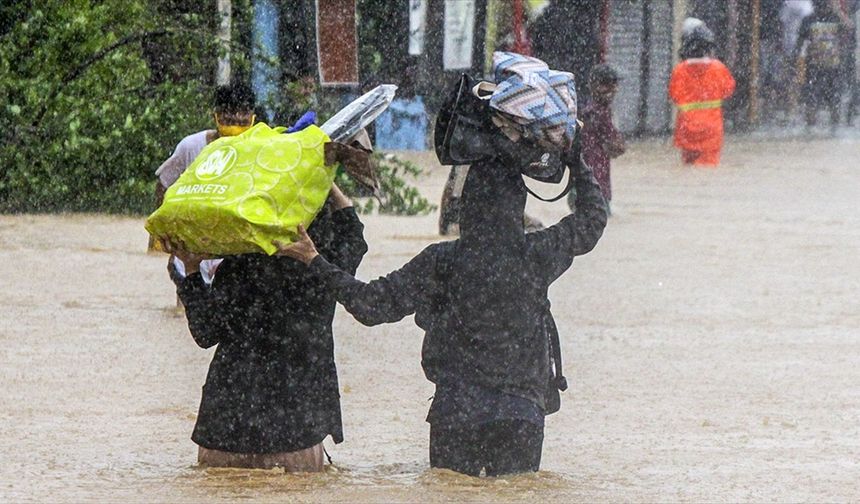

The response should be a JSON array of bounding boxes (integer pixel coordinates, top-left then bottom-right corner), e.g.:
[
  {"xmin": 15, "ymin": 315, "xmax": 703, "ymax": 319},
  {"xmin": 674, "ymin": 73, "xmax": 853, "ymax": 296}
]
[
  {"xmin": 148, "ymin": 81, "xmax": 257, "ymax": 280},
  {"xmin": 147, "ymin": 82, "xmax": 393, "ymax": 257},
  {"xmin": 148, "ymin": 80, "xmax": 382, "ymax": 471},
  {"xmin": 146, "ymin": 121, "xmax": 336, "ymax": 255}
]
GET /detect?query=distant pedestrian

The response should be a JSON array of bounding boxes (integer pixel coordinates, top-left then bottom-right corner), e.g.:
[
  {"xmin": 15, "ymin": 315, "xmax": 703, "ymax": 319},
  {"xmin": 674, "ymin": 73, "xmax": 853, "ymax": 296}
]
[
  {"xmin": 570, "ymin": 63, "xmax": 625, "ymax": 214},
  {"xmin": 759, "ymin": 0, "xmax": 788, "ymax": 123},
  {"xmin": 782, "ymin": 1, "xmax": 815, "ymax": 57},
  {"xmin": 669, "ymin": 18, "xmax": 736, "ymax": 167},
  {"xmin": 781, "ymin": 0, "xmax": 816, "ymax": 115},
  {"xmin": 794, "ymin": 0, "xmax": 849, "ymax": 128}
]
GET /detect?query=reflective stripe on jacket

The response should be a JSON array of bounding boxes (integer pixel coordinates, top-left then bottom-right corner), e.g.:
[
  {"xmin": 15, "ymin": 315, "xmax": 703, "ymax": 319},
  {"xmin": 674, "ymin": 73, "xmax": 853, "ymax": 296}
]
[{"xmin": 677, "ymin": 99, "xmax": 723, "ymax": 112}]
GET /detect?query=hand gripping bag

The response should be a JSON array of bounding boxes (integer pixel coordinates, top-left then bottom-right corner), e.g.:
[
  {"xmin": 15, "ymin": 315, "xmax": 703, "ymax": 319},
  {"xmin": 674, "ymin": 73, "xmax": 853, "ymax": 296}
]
[{"xmin": 145, "ymin": 123, "xmax": 335, "ymax": 255}]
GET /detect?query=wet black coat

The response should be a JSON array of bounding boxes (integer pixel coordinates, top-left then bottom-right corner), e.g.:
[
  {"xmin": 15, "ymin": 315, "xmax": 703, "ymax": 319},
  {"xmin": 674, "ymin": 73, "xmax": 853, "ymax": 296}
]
[
  {"xmin": 310, "ymin": 161, "xmax": 607, "ymax": 411},
  {"xmin": 174, "ymin": 206, "xmax": 367, "ymax": 453}
]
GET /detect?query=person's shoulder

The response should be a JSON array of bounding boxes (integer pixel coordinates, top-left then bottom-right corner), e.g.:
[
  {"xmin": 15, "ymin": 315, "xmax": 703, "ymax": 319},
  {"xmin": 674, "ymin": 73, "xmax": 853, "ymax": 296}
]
[
  {"xmin": 175, "ymin": 130, "xmax": 213, "ymax": 152},
  {"xmin": 709, "ymin": 58, "xmax": 731, "ymax": 72},
  {"xmin": 672, "ymin": 59, "xmax": 692, "ymax": 72},
  {"xmin": 407, "ymin": 240, "xmax": 457, "ymax": 270},
  {"xmin": 420, "ymin": 240, "xmax": 456, "ymax": 260}
]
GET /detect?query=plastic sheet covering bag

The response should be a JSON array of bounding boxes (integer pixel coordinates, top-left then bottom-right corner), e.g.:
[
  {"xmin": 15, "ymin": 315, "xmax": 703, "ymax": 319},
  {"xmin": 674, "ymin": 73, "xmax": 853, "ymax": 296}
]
[
  {"xmin": 321, "ymin": 84, "xmax": 397, "ymax": 141},
  {"xmin": 145, "ymin": 123, "xmax": 335, "ymax": 255}
]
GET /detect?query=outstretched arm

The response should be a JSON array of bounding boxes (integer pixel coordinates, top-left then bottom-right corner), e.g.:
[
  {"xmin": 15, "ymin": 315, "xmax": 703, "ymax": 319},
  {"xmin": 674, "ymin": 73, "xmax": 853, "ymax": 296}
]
[{"xmin": 275, "ymin": 228, "xmax": 435, "ymax": 326}]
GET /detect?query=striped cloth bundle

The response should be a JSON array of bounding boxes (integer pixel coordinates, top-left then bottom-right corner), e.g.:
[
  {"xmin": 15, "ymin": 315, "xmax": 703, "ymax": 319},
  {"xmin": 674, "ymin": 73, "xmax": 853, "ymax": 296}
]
[{"xmin": 489, "ymin": 52, "xmax": 578, "ymax": 151}]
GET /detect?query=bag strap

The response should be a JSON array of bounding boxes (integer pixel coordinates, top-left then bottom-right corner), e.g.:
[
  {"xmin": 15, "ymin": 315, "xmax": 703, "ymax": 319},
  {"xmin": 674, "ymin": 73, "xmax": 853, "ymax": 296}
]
[
  {"xmin": 543, "ymin": 305, "xmax": 568, "ymax": 392},
  {"xmin": 525, "ymin": 169, "xmax": 575, "ymax": 202},
  {"xmin": 523, "ymin": 122, "xmax": 583, "ymax": 203}
]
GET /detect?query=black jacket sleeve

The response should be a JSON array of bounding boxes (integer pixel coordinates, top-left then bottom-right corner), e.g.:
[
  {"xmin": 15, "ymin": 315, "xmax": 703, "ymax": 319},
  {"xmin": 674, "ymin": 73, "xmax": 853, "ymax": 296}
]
[
  {"xmin": 174, "ymin": 263, "xmax": 243, "ymax": 349},
  {"xmin": 316, "ymin": 206, "xmax": 368, "ymax": 275},
  {"xmin": 308, "ymin": 245, "xmax": 438, "ymax": 326},
  {"xmin": 527, "ymin": 158, "xmax": 608, "ymax": 284}
]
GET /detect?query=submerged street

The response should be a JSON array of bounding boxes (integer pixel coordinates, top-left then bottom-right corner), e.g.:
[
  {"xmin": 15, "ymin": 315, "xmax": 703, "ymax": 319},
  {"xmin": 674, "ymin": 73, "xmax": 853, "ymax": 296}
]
[{"xmin": 1, "ymin": 135, "xmax": 859, "ymax": 502}]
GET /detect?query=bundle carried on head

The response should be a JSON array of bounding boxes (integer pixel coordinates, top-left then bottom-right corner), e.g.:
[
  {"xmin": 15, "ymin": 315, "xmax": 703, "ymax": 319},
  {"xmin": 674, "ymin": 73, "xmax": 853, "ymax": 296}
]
[
  {"xmin": 435, "ymin": 52, "xmax": 578, "ymax": 165},
  {"xmin": 434, "ymin": 52, "xmax": 581, "ymax": 201},
  {"xmin": 146, "ymin": 85, "xmax": 396, "ymax": 255},
  {"xmin": 488, "ymin": 52, "xmax": 578, "ymax": 152}
]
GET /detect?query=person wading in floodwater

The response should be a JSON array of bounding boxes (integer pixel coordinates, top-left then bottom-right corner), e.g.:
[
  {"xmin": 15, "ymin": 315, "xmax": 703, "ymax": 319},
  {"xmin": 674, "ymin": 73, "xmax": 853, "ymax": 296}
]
[
  {"xmin": 275, "ymin": 147, "xmax": 608, "ymax": 477},
  {"xmin": 162, "ymin": 183, "xmax": 367, "ymax": 471},
  {"xmin": 669, "ymin": 18, "xmax": 736, "ymax": 167}
]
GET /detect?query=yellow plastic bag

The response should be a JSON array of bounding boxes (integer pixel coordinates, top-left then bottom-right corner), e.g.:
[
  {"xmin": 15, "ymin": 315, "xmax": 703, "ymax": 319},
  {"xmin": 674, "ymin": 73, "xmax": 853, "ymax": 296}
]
[{"xmin": 145, "ymin": 123, "xmax": 334, "ymax": 255}]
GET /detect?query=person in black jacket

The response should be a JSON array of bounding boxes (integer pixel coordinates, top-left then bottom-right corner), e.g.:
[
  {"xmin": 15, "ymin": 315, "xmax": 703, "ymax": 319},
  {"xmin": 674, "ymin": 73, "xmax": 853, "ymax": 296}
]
[
  {"xmin": 163, "ymin": 185, "xmax": 367, "ymax": 471},
  {"xmin": 795, "ymin": 0, "xmax": 851, "ymax": 128},
  {"xmin": 277, "ymin": 153, "xmax": 607, "ymax": 477}
]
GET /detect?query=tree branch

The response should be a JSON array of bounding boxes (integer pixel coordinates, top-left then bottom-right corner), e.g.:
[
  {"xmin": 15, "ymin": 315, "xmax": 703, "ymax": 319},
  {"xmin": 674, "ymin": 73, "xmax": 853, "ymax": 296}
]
[
  {"xmin": 61, "ymin": 29, "xmax": 170, "ymax": 85},
  {"xmin": 31, "ymin": 29, "xmax": 172, "ymax": 127}
]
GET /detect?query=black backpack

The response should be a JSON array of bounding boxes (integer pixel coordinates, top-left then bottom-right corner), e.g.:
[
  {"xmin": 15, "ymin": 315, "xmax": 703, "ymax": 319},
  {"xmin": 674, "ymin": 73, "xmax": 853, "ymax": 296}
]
[{"xmin": 431, "ymin": 244, "xmax": 568, "ymax": 415}]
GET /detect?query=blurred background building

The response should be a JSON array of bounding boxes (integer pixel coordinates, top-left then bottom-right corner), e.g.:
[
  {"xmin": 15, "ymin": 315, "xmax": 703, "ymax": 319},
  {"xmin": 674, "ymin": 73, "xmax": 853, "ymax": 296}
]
[{"xmin": 173, "ymin": 0, "xmax": 860, "ymax": 146}]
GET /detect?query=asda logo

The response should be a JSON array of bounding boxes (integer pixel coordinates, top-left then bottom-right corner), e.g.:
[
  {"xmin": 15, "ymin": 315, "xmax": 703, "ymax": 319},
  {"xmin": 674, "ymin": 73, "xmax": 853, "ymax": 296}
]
[{"xmin": 195, "ymin": 146, "xmax": 237, "ymax": 180}]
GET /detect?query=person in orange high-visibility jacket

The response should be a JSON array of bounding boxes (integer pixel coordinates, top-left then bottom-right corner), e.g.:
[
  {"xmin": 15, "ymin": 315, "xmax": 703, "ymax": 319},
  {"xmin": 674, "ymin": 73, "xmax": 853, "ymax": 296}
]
[{"xmin": 669, "ymin": 18, "xmax": 736, "ymax": 167}]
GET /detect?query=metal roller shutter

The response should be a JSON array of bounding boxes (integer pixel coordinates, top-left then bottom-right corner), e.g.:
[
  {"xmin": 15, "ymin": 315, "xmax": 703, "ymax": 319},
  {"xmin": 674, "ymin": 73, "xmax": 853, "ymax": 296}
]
[
  {"xmin": 646, "ymin": 0, "xmax": 673, "ymax": 133},
  {"xmin": 606, "ymin": 0, "xmax": 644, "ymax": 133}
]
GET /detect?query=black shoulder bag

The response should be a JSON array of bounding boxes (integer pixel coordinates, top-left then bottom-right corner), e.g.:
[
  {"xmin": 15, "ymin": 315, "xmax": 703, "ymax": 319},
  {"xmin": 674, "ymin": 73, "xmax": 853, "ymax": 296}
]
[{"xmin": 435, "ymin": 73, "xmax": 582, "ymax": 204}]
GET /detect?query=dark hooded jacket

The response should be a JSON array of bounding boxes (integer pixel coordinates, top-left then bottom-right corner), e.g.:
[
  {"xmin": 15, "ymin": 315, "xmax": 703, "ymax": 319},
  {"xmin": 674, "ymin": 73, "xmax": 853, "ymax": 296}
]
[
  {"xmin": 309, "ymin": 154, "xmax": 607, "ymax": 423},
  {"xmin": 173, "ymin": 203, "xmax": 367, "ymax": 453}
]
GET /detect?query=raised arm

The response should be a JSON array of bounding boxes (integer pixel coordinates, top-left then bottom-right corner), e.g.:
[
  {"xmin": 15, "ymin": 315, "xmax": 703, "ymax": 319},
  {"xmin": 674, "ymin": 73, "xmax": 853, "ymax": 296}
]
[
  {"xmin": 528, "ymin": 152, "xmax": 608, "ymax": 283},
  {"xmin": 313, "ymin": 184, "xmax": 368, "ymax": 275},
  {"xmin": 164, "ymin": 240, "xmax": 239, "ymax": 349}
]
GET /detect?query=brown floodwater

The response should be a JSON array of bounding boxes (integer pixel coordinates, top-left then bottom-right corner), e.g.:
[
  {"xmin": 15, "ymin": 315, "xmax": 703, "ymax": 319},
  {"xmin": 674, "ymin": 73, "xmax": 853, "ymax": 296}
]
[{"xmin": 1, "ymin": 136, "xmax": 859, "ymax": 502}]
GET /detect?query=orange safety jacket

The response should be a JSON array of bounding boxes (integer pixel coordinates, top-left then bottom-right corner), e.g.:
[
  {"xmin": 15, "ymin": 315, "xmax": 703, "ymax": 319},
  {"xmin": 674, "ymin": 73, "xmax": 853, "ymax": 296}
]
[{"xmin": 669, "ymin": 58, "xmax": 736, "ymax": 153}]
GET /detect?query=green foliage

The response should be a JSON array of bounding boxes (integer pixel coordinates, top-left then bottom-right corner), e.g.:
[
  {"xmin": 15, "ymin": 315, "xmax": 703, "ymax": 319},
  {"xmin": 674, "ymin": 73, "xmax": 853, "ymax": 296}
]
[
  {"xmin": 0, "ymin": 1, "xmax": 434, "ymax": 217},
  {"xmin": 336, "ymin": 153, "xmax": 436, "ymax": 216},
  {"xmin": 0, "ymin": 1, "xmax": 217, "ymax": 213}
]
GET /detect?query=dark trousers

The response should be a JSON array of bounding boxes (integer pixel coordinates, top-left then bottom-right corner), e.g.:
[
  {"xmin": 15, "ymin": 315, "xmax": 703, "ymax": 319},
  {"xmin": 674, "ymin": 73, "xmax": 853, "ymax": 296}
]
[{"xmin": 429, "ymin": 420, "xmax": 543, "ymax": 477}]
